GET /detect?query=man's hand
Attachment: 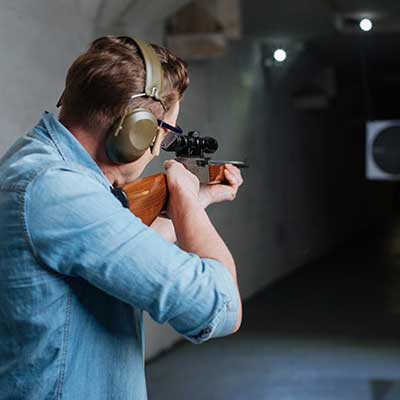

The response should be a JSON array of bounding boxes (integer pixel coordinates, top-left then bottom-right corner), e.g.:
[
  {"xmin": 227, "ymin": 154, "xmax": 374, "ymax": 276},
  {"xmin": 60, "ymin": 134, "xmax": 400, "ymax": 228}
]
[
  {"xmin": 151, "ymin": 161, "xmax": 243, "ymax": 243},
  {"xmin": 164, "ymin": 160, "xmax": 200, "ymax": 217},
  {"xmin": 199, "ymin": 164, "xmax": 244, "ymax": 209}
]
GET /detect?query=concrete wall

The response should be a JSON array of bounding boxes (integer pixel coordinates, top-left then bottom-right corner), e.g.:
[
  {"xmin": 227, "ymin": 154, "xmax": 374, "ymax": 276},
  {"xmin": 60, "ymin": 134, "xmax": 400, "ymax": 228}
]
[
  {"xmin": 0, "ymin": 1, "xmax": 95, "ymax": 154},
  {"xmin": 0, "ymin": 1, "xmax": 392, "ymax": 360}
]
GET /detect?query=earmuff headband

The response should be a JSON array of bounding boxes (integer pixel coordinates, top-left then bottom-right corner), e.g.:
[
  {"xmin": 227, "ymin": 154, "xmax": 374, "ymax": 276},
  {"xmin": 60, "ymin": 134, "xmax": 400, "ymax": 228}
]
[
  {"xmin": 56, "ymin": 37, "xmax": 164, "ymax": 109},
  {"xmin": 132, "ymin": 38, "xmax": 164, "ymax": 103}
]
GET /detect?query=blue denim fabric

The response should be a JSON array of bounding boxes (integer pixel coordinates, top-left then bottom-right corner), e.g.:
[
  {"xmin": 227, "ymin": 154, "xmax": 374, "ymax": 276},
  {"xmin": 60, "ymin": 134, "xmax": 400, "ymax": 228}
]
[{"xmin": 0, "ymin": 112, "xmax": 240, "ymax": 400}]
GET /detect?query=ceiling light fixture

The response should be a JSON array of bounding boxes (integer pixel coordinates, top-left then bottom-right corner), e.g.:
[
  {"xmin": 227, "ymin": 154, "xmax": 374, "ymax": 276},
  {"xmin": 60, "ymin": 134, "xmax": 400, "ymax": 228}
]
[
  {"xmin": 360, "ymin": 18, "xmax": 373, "ymax": 32},
  {"xmin": 273, "ymin": 49, "xmax": 287, "ymax": 63}
]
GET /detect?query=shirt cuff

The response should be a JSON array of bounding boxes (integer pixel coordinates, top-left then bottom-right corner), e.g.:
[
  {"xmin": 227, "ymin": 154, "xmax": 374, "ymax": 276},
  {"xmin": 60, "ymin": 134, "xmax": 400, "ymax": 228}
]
[{"xmin": 184, "ymin": 260, "xmax": 240, "ymax": 344}]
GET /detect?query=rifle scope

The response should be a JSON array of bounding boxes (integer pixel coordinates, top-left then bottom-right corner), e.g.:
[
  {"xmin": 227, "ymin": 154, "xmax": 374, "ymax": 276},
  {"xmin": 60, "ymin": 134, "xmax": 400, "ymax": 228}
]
[{"xmin": 164, "ymin": 131, "xmax": 218, "ymax": 158}]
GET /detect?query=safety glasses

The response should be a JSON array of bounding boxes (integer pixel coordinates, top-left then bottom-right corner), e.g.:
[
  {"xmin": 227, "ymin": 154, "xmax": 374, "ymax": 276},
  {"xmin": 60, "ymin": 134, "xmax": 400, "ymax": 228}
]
[{"xmin": 158, "ymin": 119, "xmax": 183, "ymax": 150}]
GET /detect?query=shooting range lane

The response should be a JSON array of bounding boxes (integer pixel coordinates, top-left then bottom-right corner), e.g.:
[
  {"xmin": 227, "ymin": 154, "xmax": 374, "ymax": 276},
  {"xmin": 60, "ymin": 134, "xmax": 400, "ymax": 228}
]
[{"xmin": 147, "ymin": 230, "xmax": 400, "ymax": 400}]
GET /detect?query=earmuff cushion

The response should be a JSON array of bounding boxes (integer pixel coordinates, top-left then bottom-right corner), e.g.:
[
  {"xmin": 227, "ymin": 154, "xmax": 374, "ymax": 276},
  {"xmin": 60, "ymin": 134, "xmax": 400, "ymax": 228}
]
[{"xmin": 106, "ymin": 109, "xmax": 159, "ymax": 164}]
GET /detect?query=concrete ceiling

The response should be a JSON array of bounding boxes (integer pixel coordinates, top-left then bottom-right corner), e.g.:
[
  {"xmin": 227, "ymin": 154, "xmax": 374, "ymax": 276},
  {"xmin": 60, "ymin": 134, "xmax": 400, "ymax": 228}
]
[
  {"xmin": 93, "ymin": 0, "xmax": 193, "ymax": 30},
  {"xmin": 331, "ymin": 0, "xmax": 400, "ymax": 16},
  {"xmin": 242, "ymin": 0, "xmax": 400, "ymax": 39},
  {"xmin": 76, "ymin": 0, "xmax": 400, "ymax": 37}
]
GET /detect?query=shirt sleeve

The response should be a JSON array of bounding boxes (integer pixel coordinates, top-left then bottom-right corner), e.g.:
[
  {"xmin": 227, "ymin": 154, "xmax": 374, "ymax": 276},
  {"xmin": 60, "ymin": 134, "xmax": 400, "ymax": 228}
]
[{"xmin": 25, "ymin": 166, "xmax": 240, "ymax": 343}]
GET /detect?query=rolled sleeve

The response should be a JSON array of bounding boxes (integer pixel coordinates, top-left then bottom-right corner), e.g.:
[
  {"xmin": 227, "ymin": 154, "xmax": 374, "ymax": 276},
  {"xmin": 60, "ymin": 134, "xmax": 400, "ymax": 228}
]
[
  {"xmin": 25, "ymin": 166, "xmax": 239, "ymax": 343},
  {"xmin": 182, "ymin": 259, "xmax": 240, "ymax": 344}
]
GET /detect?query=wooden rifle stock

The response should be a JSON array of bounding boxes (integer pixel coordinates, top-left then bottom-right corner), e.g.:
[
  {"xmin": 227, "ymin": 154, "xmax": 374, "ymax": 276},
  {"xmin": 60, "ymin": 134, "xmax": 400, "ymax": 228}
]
[
  {"xmin": 121, "ymin": 173, "xmax": 168, "ymax": 226},
  {"xmin": 121, "ymin": 164, "xmax": 226, "ymax": 226}
]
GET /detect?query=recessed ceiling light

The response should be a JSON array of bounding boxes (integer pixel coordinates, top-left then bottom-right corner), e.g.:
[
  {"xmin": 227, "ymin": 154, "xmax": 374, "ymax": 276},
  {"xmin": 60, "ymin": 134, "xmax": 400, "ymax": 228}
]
[
  {"xmin": 273, "ymin": 49, "xmax": 287, "ymax": 63},
  {"xmin": 360, "ymin": 18, "xmax": 373, "ymax": 32}
]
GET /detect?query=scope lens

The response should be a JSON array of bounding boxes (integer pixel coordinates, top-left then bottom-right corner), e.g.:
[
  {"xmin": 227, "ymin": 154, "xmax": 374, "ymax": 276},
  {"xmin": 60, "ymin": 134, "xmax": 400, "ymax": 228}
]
[{"xmin": 161, "ymin": 131, "xmax": 182, "ymax": 150}]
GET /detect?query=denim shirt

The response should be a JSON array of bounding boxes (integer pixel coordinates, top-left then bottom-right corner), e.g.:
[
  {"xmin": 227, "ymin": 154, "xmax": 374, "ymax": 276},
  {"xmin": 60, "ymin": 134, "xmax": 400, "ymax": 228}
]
[{"xmin": 0, "ymin": 112, "xmax": 239, "ymax": 400}]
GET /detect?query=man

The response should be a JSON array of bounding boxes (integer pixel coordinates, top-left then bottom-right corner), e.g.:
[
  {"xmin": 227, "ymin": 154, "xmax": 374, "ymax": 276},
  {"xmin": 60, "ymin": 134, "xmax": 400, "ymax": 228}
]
[{"xmin": 0, "ymin": 36, "xmax": 243, "ymax": 399}]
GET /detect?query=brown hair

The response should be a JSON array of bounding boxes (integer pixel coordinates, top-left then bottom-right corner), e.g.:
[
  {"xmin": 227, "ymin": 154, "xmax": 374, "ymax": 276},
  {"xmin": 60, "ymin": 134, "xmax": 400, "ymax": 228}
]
[{"xmin": 59, "ymin": 36, "xmax": 189, "ymax": 133}]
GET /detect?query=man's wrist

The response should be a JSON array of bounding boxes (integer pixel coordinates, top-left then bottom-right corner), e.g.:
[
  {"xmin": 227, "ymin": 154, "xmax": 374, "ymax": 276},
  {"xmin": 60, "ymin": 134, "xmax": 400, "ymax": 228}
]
[
  {"xmin": 198, "ymin": 187, "xmax": 212, "ymax": 209},
  {"xmin": 168, "ymin": 194, "xmax": 202, "ymax": 222}
]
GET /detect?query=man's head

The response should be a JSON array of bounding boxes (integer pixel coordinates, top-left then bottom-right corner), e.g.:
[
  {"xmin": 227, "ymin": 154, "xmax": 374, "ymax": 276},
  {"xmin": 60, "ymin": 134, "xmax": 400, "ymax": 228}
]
[
  {"xmin": 58, "ymin": 36, "xmax": 189, "ymax": 186},
  {"xmin": 59, "ymin": 35, "xmax": 189, "ymax": 136},
  {"xmin": 59, "ymin": 36, "xmax": 189, "ymax": 185}
]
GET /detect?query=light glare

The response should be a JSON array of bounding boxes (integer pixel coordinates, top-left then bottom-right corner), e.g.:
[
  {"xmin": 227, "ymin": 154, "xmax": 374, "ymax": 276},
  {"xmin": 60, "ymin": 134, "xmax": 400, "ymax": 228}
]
[
  {"xmin": 274, "ymin": 49, "xmax": 287, "ymax": 63},
  {"xmin": 360, "ymin": 18, "xmax": 373, "ymax": 32}
]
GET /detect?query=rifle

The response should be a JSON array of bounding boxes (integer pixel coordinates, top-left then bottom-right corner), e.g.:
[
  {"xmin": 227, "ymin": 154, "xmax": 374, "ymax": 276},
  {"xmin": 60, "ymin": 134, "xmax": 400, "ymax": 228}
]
[{"xmin": 117, "ymin": 131, "xmax": 249, "ymax": 226}]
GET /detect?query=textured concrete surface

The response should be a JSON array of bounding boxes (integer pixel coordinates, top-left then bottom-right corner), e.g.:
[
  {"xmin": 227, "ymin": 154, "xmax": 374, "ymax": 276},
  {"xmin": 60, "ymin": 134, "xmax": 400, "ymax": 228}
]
[{"xmin": 146, "ymin": 230, "xmax": 400, "ymax": 399}]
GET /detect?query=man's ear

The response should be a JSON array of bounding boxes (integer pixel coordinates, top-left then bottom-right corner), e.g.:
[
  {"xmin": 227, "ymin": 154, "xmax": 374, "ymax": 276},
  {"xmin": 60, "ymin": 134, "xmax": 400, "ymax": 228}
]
[{"xmin": 150, "ymin": 129, "xmax": 164, "ymax": 157}]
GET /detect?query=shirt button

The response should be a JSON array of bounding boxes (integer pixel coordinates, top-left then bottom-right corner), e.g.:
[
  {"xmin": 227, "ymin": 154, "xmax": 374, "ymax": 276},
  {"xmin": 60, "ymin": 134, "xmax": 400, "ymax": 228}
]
[{"xmin": 203, "ymin": 327, "xmax": 212, "ymax": 335}]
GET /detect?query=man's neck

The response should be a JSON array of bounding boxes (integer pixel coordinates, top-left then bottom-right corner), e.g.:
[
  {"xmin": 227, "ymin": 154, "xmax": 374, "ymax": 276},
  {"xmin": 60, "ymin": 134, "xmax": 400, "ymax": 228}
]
[{"xmin": 59, "ymin": 119, "xmax": 122, "ymax": 186}]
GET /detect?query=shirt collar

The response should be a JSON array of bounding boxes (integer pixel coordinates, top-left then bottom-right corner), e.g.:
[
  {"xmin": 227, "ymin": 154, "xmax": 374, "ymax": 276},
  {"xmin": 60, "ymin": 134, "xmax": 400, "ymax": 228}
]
[{"xmin": 36, "ymin": 111, "xmax": 111, "ymax": 188}]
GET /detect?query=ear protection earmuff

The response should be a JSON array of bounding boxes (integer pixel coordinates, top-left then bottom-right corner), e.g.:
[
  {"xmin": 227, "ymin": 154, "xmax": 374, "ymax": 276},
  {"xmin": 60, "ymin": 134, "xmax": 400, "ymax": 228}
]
[{"xmin": 105, "ymin": 37, "xmax": 165, "ymax": 164}]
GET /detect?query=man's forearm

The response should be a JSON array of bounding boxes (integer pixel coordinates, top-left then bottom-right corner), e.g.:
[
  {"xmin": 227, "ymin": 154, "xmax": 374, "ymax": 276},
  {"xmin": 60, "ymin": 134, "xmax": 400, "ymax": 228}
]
[
  {"xmin": 151, "ymin": 192, "xmax": 210, "ymax": 243},
  {"xmin": 163, "ymin": 159, "xmax": 242, "ymax": 331},
  {"xmin": 170, "ymin": 197, "xmax": 237, "ymax": 281},
  {"xmin": 169, "ymin": 197, "xmax": 242, "ymax": 331}
]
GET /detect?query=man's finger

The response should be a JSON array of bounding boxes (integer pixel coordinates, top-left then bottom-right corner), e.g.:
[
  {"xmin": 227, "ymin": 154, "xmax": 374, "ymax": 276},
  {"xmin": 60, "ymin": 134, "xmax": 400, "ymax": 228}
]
[
  {"xmin": 225, "ymin": 164, "xmax": 239, "ymax": 173},
  {"xmin": 164, "ymin": 159, "xmax": 178, "ymax": 169},
  {"xmin": 224, "ymin": 169, "xmax": 239, "ymax": 188},
  {"xmin": 225, "ymin": 166, "xmax": 243, "ymax": 185}
]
